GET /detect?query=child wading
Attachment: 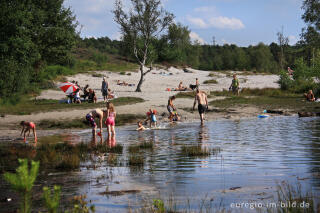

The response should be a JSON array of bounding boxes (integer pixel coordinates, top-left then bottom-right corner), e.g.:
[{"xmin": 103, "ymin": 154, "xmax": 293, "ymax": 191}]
[
  {"xmin": 136, "ymin": 121, "xmax": 146, "ymax": 131},
  {"xmin": 20, "ymin": 121, "xmax": 37, "ymax": 143},
  {"xmin": 105, "ymin": 102, "xmax": 116, "ymax": 139},
  {"xmin": 146, "ymin": 109, "xmax": 157, "ymax": 128}
]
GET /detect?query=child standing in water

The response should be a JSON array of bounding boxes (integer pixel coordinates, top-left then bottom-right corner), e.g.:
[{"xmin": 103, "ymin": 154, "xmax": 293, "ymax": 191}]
[
  {"xmin": 146, "ymin": 109, "xmax": 157, "ymax": 128},
  {"xmin": 20, "ymin": 121, "xmax": 37, "ymax": 143},
  {"xmin": 105, "ymin": 102, "xmax": 116, "ymax": 139}
]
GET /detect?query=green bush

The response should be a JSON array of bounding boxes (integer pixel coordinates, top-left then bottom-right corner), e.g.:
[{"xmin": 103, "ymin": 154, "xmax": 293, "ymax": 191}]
[
  {"xmin": 42, "ymin": 65, "xmax": 75, "ymax": 80},
  {"xmin": 278, "ymin": 70, "xmax": 293, "ymax": 90},
  {"xmin": 4, "ymin": 159, "xmax": 39, "ymax": 213}
]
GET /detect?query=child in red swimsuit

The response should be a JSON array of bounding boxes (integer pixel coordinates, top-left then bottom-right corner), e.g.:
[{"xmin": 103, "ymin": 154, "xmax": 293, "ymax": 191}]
[
  {"xmin": 105, "ymin": 102, "xmax": 116, "ymax": 139},
  {"xmin": 20, "ymin": 121, "xmax": 37, "ymax": 143}
]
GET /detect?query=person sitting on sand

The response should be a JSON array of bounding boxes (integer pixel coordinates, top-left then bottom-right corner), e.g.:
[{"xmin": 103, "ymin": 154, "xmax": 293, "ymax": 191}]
[
  {"xmin": 136, "ymin": 121, "xmax": 146, "ymax": 131},
  {"xmin": 82, "ymin": 84, "xmax": 89, "ymax": 101},
  {"xmin": 304, "ymin": 90, "xmax": 316, "ymax": 102},
  {"xmin": 175, "ymin": 81, "xmax": 187, "ymax": 91},
  {"xmin": 105, "ymin": 102, "xmax": 117, "ymax": 139},
  {"xmin": 145, "ymin": 109, "xmax": 157, "ymax": 128},
  {"xmin": 86, "ymin": 109, "xmax": 108, "ymax": 138},
  {"xmin": 117, "ymin": 80, "xmax": 128, "ymax": 86},
  {"xmin": 167, "ymin": 96, "xmax": 180, "ymax": 122},
  {"xmin": 107, "ymin": 89, "xmax": 116, "ymax": 99},
  {"xmin": 73, "ymin": 88, "xmax": 81, "ymax": 104},
  {"xmin": 88, "ymin": 89, "xmax": 97, "ymax": 103},
  {"xmin": 229, "ymin": 74, "xmax": 240, "ymax": 95},
  {"xmin": 20, "ymin": 121, "xmax": 37, "ymax": 143}
]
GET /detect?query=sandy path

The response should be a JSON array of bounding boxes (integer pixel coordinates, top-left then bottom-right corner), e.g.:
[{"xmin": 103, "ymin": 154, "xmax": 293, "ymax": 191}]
[{"xmin": 0, "ymin": 67, "xmax": 279, "ymax": 129}]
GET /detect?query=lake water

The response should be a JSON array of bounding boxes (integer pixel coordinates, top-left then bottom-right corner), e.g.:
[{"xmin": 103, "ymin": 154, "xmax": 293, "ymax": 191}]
[{"xmin": 1, "ymin": 116, "xmax": 320, "ymax": 212}]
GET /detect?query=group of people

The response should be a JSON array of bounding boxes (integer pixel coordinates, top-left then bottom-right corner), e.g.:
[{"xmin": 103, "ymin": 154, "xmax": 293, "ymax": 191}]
[
  {"xmin": 136, "ymin": 86, "xmax": 209, "ymax": 131},
  {"xmin": 67, "ymin": 77, "xmax": 117, "ymax": 104}
]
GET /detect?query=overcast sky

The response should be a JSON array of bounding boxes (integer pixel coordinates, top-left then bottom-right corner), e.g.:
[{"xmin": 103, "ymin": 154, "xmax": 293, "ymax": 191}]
[{"xmin": 64, "ymin": 0, "xmax": 306, "ymax": 47}]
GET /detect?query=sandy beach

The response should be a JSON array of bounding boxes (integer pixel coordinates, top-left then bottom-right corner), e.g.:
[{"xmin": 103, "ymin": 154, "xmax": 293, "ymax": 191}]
[{"xmin": 0, "ymin": 67, "xmax": 280, "ymax": 135}]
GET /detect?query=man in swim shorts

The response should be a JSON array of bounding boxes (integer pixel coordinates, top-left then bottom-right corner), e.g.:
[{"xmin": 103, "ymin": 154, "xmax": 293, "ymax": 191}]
[
  {"xmin": 86, "ymin": 109, "xmax": 108, "ymax": 138},
  {"xmin": 193, "ymin": 88, "xmax": 208, "ymax": 125}
]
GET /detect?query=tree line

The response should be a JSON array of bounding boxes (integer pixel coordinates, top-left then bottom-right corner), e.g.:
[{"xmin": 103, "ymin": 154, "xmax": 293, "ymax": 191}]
[{"xmin": 1, "ymin": 0, "xmax": 319, "ymax": 100}]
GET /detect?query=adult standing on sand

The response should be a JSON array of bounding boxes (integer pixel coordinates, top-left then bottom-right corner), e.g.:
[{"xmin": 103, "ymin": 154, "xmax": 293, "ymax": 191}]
[
  {"xmin": 193, "ymin": 89, "xmax": 208, "ymax": 125},
  {"xmin": 101, "ymin": 77, "xmax": 109, "ymax": 103},
  {"xmin": 229, "ymin": 74, "xmax": 240, "ymax": 95},
  {"xmin": 86, "ymin": 109, "xmax": 108, "ymax": 138}
]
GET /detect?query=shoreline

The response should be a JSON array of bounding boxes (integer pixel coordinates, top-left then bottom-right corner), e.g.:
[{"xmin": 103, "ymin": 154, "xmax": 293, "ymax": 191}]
[{"xmin": 0, "ymin": 109, "xmax": 296, "ymax": 142}]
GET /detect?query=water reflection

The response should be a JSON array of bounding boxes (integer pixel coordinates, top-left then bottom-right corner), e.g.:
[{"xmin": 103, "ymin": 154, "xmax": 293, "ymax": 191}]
[{"xmin": 1, "ymin": 116, "xmax": 320, "ymax": 212}]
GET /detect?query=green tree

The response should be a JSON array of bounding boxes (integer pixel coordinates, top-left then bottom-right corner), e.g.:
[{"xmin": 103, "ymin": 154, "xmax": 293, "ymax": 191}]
[
  {"xmin": 4, "ymin": 159, "xmax": 39, "ymax": 213},
  {"xmin": 0, "ymin": 0, "xmax": 78, "ymax": 100},
  {"xmin": 113, "ymin": 0, "xmax": 174, "ymax": 92}
]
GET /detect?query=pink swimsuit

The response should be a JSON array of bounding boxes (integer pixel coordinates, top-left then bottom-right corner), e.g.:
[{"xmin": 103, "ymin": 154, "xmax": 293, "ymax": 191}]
[
  {"xmin": 29, "ymin": 122, "xmax": 35, "ymax": 129},
  {"xmin": 105, "ymin": 112, "xmax": 115, "ymax": 126}
]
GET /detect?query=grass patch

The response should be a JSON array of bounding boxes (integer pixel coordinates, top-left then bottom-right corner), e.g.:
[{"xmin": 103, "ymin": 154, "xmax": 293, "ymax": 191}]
[
  {"xmin": 128, "ymin": 155, "xmax": 144, "ymax": 166},
  {"xmin": 91, "ymin": 72, "xmax": 105, "ymax": 78},
  {"xmin": 210, "ymin": 88, "xmax": 312, "ymax": 112},
  {"xmin": 128, "ymin": 141, "xmax": 154, "ymax": 154},
  {"xmin": 210, "ymin": 94, "xmax": 320, "ymax": 112},
  {"xmin": 175, "ymin": 91, "xmax": 196, "ymax": 99},
  {"xmin": 211, "ymin": 88, "xmax": 298, "ymax": 97},
  {"xmin": 208, "ymin": 72, "xmax": 219, "ymax": 77},
  {"xmin": 0, "ymin": 141, "xmax": 124, "ymax": 172},
  {"xmin": 108, "ymin": 144, "xmax": 123, "ymax": 154},
  {"xmin": 119, "ymin": 71, "xmax": 126, "ymax": 75},
  {"xmin": 0, "ymin": 97, "xmax": 144, "ymax": 115},
  {"xmin": 203, "ymin": 79, "xmax": 218, "ymax": 84},
  {"xmin": 180, "ymin": 145, "xmax": 211, "ymax": 157},
  {"xmin": 176, "ymin": 91, "xmax": 211, "ymax": 99}
]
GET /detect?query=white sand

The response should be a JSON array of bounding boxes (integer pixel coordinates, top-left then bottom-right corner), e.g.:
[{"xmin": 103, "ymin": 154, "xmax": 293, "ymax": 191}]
[{"xmin": 0, "ymin": 67, "xmax": 280, "ymax": 128}]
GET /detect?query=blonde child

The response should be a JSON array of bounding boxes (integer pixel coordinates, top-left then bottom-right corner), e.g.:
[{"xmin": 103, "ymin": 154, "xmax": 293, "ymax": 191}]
[{"xmin": 105, "ymin": 102, "xmax": 116, "ymax": 139}]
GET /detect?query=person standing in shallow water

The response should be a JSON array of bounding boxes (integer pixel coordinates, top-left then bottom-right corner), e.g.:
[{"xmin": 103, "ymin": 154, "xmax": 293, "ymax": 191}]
[{"xmin": 193, "ymin": 89, "xmax": 208, "ymax": 125}]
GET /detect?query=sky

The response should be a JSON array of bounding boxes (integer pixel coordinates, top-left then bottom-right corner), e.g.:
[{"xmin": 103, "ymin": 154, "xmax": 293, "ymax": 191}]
[{"xmin": 64, "ymin": 0, "xmax": 306, "ymax": 47}]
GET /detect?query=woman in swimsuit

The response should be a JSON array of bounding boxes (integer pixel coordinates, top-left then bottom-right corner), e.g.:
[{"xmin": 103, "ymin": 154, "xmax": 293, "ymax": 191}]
[
  {"xmin": 20, "ymin": 121, "xmax": 37, "ymax": 143},
  {"xmin": 105, "ymin": 102, "xmax": 117, "ymax": 139}
]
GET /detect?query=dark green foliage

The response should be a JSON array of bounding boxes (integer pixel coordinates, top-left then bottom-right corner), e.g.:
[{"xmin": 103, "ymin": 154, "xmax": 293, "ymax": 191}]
[
  {"xmin": 278, "ymin": 71, "xmax": 294, "ymax": 90},
  {"xmin": 278, "ymin": 54, "xmax": 320, "ymax": 94},
  {"xmin": 4, "ymin": 159, "xmax": 39, "ymax": 213},
  {"xmin": 128, "ymin": 155, "xmax": 144, "ymax": 166},
  {"xmin": 0, "ymin": 0, "xmax": 78, "ymax": 99}
]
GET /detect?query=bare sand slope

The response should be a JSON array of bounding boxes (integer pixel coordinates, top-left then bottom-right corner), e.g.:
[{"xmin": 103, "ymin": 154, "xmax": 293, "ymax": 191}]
[{"xmin": 0, "ymin": 68, "xmax": 279, "ymax": 127}]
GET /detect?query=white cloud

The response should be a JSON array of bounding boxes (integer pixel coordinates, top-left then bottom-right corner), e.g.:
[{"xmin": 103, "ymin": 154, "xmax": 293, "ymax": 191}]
[
  {"xmin": 186, "ymin": 16, "xmax": 208, "ymax": 28},
  {"xmin": 288, "ymin": 35, "xmax": 298, "ymax": 45},
  {"xmin": 190, "ymin": 32, "xmax": 206, "ymax": 44},
  {"xmin": 194, "ymin": 6, "xmax": 217, "ymax": 13},
  {"xmin": 187, "ymin": 15, "xmax": 244, "ymax": 30},
  {"xmin": 208, "ymin": 16, "xmax": 244, "ymax": 30}
]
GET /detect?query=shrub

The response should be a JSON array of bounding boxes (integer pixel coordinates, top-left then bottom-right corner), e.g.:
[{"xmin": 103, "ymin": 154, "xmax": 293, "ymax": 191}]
[
  {"xmin": 4, "ymin": 159, "xmax": 39, "ymax": 213},
  {"xmin": 278, "ymin": 70, "xmax": 294, "ymax": 90}
]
